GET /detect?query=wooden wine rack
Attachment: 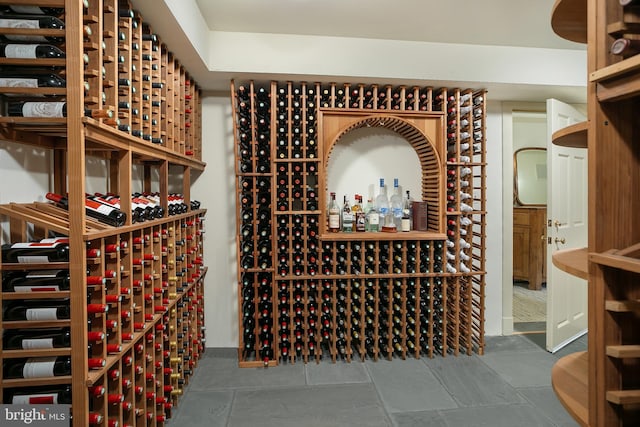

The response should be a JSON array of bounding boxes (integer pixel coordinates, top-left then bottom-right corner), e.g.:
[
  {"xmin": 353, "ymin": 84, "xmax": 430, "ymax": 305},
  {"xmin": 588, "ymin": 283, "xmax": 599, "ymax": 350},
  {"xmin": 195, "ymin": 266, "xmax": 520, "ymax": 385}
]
[
  {"xmin": 232, "ymin": 80, "xmax": 486, "ymax": 367},
  {"xmin": 550, "ymin": 0, "xmax": 640, "ymax": 426},
  {"xmin": 0, "ymin": 1, "xmax": 206, "ymax": 426}
]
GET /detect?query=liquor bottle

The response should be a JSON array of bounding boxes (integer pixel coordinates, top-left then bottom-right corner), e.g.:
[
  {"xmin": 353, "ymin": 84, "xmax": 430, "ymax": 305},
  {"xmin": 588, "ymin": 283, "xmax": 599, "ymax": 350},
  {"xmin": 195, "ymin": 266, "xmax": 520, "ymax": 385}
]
[
  {"xmin": 364, "ymin": 198, "xmax": 379, "ymax": 232},
  {"xmin": 402, "ymin": 190, "xmax": 412, "ymax": 232},
  {"xmin": 341, "ymin": 195, "xmax": 353, "ymax": 232},
  {"xmin": 328, "ymin": 192, "xmax": 340, "ymax": 233},
  {"xmin": 389, "ymin": 178, "xmax": 403, "ymax": 230},
  {"xmin": 46, "ymin": 192, "xmax": 126, "ymax": 227},
  {"xmin": 3, "ymin": 327, "xmax": 71, "ymax": 349},
  {"xmin": 351, "ymin": 194, "xmax": 366, "ymax": 232},
  {"xmin": 375, "ymin": 178, "xmax": 391, "ymax": 229},
  {"xmin": 3, "ymin": 356, "xmax": 71, "ymax": 379}
]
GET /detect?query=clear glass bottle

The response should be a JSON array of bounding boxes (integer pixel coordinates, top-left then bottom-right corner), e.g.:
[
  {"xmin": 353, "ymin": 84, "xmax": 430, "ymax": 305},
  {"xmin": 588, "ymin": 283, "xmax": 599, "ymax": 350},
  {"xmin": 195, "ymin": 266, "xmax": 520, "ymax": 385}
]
[
  {"xmin": 390, "ymin": 178, "xmax": 403, "ymax": 230},
  {"xmin": 365, "ymin": 198, "xmax": 379, "ymax": 232},
  {"xmin": 341, "ymin": 195, "xmax": 353, "ymax": 232},
  {"xmin": 401, "ymin": 190, "xmax": 412, "ymax": 232},
  {"xmin": 375, "ymin": 178, "xmax": 391, "ymax": 229},
  {"xmin": 328, "ymin": 192, "xmax": 340, "ymax": 233}
]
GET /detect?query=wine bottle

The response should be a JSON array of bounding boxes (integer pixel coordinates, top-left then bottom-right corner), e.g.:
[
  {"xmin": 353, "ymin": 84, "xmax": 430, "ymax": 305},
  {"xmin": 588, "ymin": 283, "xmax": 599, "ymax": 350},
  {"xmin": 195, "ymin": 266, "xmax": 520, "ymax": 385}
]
[
  {"xmin": 0, "ymin": 70, "xmax": 65, "ymax": 88},
  {"xmin": 1, "ymin": 241, "xmax": 69, "ymax": 263},
  {"xmin": 3, "ymin": 356, "xmax": 71, "ymax": 379},
  {"xmin": 7, "ymin": 102, "xmax": 112, "ymax": 119},
  {"xmin": 0, "ymin": 15, "xmax": 65, "ymax": 44},
  {"xmin": 0, "ymin": 6, "xmax": 65, "ymax": 16},
  {"xmin": 610, "ymin": 37, "xmax": 640, "ymax": 58},
  {"xmin": 3, "ymin": 327, "xmax": 71, "ymax": 349},
  {"xmin": 4, "ymin": 385, "xmax": 72, "ymax": 405},
  {"xmin": 0, "ymin": 43, "xmax": 65, "ymax": 58},
  {"xmin": 46, "ymin": 192, "xmax": 126, "ymax": 227},
  {"xmin": 2, "ymin": 269, "xmax": 69, "ymax": 292},
  {"xmin": 3, "ymin": 298, "xmax": 70, "ymax": 321}
]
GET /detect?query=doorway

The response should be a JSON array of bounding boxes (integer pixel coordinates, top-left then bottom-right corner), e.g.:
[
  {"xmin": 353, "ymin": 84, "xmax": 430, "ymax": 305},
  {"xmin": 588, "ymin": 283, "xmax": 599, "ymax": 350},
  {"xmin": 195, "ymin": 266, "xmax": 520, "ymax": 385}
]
[
  {"xmin": 501, "ymin": 102, "xmax": 547, "ymax": 339},
  {"xmin": 502, "ymin": 101, "xmax": 588, "ymax": 351},
  {"xmin": 511, "ymin": 110, "xmax": 548, "ymax": 338}
]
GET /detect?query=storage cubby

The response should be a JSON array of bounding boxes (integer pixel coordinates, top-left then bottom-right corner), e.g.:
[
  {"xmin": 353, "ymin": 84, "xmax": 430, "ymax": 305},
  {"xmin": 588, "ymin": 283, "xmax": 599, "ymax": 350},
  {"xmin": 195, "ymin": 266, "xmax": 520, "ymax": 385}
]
[
  {"xmin": 232, "ymin": 80, "xmax": 486, "ymax": 367},
  {"xmin": 0, "ymin": 1, "xmax": 206, "ymax": 426}
]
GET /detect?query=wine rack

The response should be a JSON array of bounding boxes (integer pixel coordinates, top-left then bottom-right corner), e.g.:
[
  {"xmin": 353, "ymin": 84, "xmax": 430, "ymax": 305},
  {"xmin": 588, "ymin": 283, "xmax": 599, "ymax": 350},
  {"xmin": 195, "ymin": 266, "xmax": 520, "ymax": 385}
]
[
  {"xmin": 232, "ymin": 80, "xmax": 486, "ymax": 367},
  {"xmin": 549, "ymin": 1, "xmax": 640, "ymax": 426},
  {"xmin": 0, "ymin": 209, "xmax": 206, "ymax": 425},
  {"xmin": 0, "ymin": 1, "xmax": 206, "ymax": 426}
]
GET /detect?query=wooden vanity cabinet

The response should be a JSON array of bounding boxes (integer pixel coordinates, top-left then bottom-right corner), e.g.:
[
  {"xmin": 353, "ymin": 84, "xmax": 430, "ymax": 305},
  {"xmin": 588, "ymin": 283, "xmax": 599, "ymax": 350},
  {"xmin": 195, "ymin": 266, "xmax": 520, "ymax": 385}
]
[{"xmin": 513, "ymin": 206, "xmax": 547, "ymax": 290}]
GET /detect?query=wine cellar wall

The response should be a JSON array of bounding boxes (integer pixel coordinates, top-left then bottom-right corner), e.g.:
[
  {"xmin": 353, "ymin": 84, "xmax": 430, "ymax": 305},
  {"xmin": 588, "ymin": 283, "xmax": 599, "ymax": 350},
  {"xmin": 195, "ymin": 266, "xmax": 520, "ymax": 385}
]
[
  {"xmin": 232, "ymin": 80, "xmax": 486, "ymax": 366},
  {"xmin": 0, "ymin": 1, "xmax": 206, "ymax": 426}
]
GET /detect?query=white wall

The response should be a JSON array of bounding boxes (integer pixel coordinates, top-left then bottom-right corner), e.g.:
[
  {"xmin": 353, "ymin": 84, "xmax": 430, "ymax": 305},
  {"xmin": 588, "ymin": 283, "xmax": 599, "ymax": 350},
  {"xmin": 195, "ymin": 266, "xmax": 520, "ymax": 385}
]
[
  {"xmin": 484, "ymin": 101, "xmax": 503, "ymax": 336},
  {"xmin": 513, "ymin": 112, "xmax": 547, "ymax": 152},
  {"xmin": 191, "ymin": 96, "xmax": 238, "ymax": 347},
  {"xmin": 0, "ymin": 141, "xmax": 53, "ymax": 204}
]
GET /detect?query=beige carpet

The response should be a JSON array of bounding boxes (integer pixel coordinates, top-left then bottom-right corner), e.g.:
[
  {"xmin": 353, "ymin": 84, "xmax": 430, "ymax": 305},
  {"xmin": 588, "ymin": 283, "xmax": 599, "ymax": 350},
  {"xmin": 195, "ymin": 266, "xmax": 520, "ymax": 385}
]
[{"xmin": 513, "ymin": 283, "xmax": 546, "ymax": 323}]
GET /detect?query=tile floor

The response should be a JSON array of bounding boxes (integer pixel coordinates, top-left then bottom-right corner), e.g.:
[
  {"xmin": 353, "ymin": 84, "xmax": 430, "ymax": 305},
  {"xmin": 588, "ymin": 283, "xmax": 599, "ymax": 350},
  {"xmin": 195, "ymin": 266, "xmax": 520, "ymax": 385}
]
[{"xmin": 167, "ymin": 333, "xmax": 587, "ymax": 427}]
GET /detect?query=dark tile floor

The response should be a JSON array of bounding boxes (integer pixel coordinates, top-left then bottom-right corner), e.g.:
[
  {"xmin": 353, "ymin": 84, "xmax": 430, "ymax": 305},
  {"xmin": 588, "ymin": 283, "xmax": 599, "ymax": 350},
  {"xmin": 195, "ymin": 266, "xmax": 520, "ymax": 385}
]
[{"xmin": 167, "ymin": 333, "xmax": 587, "ymax": 427}]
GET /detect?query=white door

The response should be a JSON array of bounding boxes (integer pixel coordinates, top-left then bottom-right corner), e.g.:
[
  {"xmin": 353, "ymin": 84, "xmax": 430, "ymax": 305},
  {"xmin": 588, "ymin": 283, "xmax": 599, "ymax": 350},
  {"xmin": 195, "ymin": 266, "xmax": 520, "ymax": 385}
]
[{"xmin": 545, "ymin": 98, "xmax": 588, "ymax": 352}]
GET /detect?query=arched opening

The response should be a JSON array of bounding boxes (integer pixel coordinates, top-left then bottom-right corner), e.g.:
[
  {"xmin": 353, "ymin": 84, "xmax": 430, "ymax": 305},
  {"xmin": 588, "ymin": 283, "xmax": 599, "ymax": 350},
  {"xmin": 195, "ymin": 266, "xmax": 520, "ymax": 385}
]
[
  {"xmin": 320, "ymin": 113, "xmax": 445, "ymax": 234},
  {"xmin": 326, "ymin": 127, "xmax": 422, "ymax": 207}
]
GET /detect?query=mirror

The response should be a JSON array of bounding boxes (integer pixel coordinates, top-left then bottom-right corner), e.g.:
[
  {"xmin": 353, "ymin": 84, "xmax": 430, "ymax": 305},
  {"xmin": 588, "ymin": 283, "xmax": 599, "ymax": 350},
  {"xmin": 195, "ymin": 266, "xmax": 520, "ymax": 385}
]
[{"xmin": 514, "ymin": 147, "xmax": 547, "ymax": 206}]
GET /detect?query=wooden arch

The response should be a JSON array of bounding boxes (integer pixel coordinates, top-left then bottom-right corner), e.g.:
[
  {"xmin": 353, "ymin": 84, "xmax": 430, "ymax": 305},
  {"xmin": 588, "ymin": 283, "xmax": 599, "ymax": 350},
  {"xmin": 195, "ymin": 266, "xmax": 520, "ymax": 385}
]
[{"xmin": 319, "ymin": 110, "xmax": 445, "ymax": 234}]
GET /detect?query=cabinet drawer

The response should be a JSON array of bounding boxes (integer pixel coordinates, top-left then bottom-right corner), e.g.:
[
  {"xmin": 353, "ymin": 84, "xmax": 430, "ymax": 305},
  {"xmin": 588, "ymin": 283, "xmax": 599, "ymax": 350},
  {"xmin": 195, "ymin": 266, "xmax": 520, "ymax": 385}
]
[{"xmin": 513, "ymin": 211, "xmax": 530, "ymax": 226}]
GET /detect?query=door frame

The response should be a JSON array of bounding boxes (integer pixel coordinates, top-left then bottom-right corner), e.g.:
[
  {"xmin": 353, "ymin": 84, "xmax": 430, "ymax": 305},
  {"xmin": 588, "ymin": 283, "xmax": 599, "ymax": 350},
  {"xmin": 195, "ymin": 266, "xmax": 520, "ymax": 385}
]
[{"xmin": 501, "ymin": 102, "xmax": 546, "ymax": 336}]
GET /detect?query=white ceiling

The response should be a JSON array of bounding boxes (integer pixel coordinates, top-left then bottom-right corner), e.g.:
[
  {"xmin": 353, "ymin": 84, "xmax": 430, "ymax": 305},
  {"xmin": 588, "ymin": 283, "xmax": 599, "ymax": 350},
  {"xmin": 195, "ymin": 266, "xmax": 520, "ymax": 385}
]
[
  {"xmin": 196, "ymin": 0, "xmax": 583, "ymax": 51},
  {"xmin": 133, "ymin": 0, "xmax": 587, "ymax": 102}
]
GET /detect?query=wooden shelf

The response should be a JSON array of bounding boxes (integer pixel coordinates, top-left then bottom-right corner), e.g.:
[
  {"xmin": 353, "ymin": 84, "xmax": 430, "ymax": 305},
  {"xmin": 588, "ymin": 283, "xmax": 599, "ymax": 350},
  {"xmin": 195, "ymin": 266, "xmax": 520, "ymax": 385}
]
[
  {"xmin": 0, "ymin": 87, "xmax": 67, "ymax": 96},
  {"xmin": 550, "ymin": 0, "xmax": 588, "ymax": 44},
  {"xmin": 0, "ymin": 0, "xmax": 64, "ymax": 5},
  {"xmin": 2, "ymin": 348, "xmax": 72, "ymax": 359},
  {"xmin": 590, "ymin": 55, "xmax": 640, "ymax": 102},
  {"xmin": 606, "ymin": 390, "xmax": 640, "ymax": 405},
  {"xmin": 606, "ymin": 345, "xmax": 640, "ymax": 358},
  {"xmin": 605, "ymin": 299, "xmax": 640, "ymax": 312},
  {"xmin": 1, "ymin": 376, "xmax": 72, "ymax": 388},
  {"xmin": 552, "ymin": 121, "xmax": 588, "ymax": 148},
  {"xmin": 590, "ymin": 249, "xmax": 640, "ymax": 274},
  {"xmin": 551, "ymin": 351, "xmax": 589, "ymax": 427},
  {"xmin": 552, "ymin": 247, "xmax": 589, "ymax": 280},
  {"xmin": 320, "ymin": 231, "xmax": 447, "ymax": 241}
]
